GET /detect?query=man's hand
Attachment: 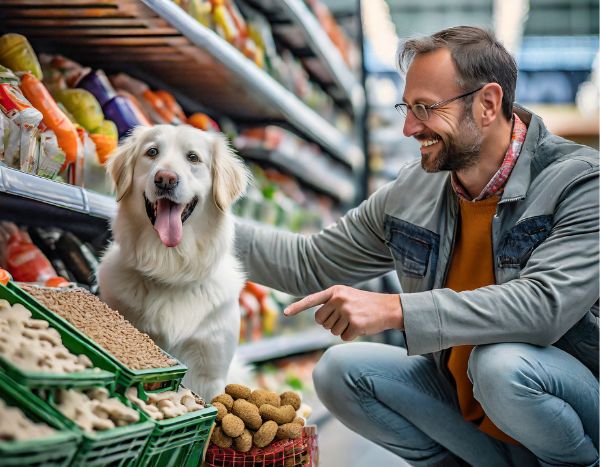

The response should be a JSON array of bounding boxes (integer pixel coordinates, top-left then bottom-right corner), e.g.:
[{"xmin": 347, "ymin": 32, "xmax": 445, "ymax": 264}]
[{"xmin": 284, "ymin": 285, "xmax": 404, "ymax": 341}]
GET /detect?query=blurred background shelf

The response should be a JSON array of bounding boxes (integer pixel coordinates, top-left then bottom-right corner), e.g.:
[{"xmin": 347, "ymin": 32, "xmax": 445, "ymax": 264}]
[
  {"xmin": 237, "ymin": 327, "xmax": 341, "ymax": 364},
  {"xmin": 0, "ymin": 0, "xmax": 364, "ymax": 172},
  {"xmin": 239, "ymin": 147, "xmax": 356, "ymax": 204},
  {"xmin": 243, "ymin": 0, "xmax": 365, "ymax": 117}
]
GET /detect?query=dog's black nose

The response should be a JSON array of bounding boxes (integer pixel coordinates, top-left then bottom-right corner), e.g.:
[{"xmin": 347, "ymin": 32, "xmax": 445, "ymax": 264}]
[{"xmin": 154, "ymin": 170, "xmax": 179, "ymax": 190}]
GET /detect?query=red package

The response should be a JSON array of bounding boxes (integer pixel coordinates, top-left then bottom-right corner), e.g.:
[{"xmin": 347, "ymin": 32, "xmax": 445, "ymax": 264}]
[{"xmin": 6, "ymin": 228, "xmax": 57, "ymax": 282}]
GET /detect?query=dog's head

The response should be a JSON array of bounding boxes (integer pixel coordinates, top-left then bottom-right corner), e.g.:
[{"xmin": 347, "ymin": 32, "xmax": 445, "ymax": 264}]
[{"xmin": 107, "ymin": 124, "xmax": 247, "ymax": 248}]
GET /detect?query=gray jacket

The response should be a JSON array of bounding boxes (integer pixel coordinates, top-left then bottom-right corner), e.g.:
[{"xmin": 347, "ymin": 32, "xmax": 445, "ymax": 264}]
[{"xmin": 235, "ymin": 106, "xmax": 599, "ymax": 378}]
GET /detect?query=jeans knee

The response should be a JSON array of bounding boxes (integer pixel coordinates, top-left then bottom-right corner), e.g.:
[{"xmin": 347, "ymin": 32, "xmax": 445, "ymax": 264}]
[
  {"xmin": 468, "ymin": 343, "xmax": 541, "ymax": 407},
  {"xmin": 313, "ymin": 344, "xmax": 356, "ymax": 407}
]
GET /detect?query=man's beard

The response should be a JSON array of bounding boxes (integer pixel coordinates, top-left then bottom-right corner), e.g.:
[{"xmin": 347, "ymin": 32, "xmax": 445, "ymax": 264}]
[{"xmin": 421, "ymin": 109, "xmax": 483, "ymax": 173}]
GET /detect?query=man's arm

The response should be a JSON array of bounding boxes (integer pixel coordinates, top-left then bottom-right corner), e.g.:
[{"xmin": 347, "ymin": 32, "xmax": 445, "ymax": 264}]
[{"xmin": 235, "ymin": 182, "xmax": 396, "ymax": 296}]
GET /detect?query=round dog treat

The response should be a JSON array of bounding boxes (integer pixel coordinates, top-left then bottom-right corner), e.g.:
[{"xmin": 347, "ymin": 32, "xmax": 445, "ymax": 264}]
[
  {"xmin": 248, "ymin": 389, "xmax": 280, "ymax": 408},
  {"xmin": 276, "ymin": 422, "xmax": 303, "ymax": 440},
  {"xmin": 293, "ymin": 416, "xmax": 305, "ymax": 426},
  {"xmin": 259, "ymin": 404, "xmax": 296, "ymax": 425},
  {"xmin": 279, "ymin": 391, "xmax": 301, "ymax": 411},
  {"xmin": 225, "ymin": 384, "xmax": 251, "ymax": 400},
  {"xmin": 253, "ymin": 420, "xmax": 277, "ymax": 448},
  {"xmin": 221, "ymin": 413, "xmax": 245, "ymax": 438},
  {"xmin": 211, "ymin": 393, "xmax": 233, "ymax": 411},
  {"xmin": 233, "ymin": 429, "xmax": 253, "ymax": 452},
  {"xmin": 211, "ymin": 426, "xmax": 232, "ymax": 449},
  {"xmin": 213, "ymin": 402, "xmax": 227, "ymax": 421},
  {"xmin": 232, "ymin": 399, "xmax": 262, "ymax": 430}
]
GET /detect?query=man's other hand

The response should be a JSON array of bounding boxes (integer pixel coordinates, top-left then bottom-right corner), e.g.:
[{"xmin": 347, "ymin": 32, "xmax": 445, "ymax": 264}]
[{"xmin": 284, "ymin": 285, "xmax": 404, "ymax": 341}]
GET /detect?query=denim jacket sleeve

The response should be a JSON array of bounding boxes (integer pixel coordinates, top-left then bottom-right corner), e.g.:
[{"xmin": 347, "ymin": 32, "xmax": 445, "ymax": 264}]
[
  {"xmin": 235, "ymin": 182, "xmax": 396, "ymax": 296},
  {"xmin": 402, "ymin": 163, "xmax": 599, "ymax": 355}
]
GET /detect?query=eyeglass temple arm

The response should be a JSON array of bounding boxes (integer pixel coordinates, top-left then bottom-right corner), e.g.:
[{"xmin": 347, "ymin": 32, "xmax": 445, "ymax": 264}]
[{"xmin": 429, "ymin": 85, "xmax": 485, "ymax": 110}]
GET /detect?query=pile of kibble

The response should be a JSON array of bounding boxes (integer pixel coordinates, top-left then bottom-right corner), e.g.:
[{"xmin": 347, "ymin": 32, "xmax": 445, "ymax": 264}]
[{"xmin": 23, "ymin": 287, "xmax": 177, "ymax": 370}]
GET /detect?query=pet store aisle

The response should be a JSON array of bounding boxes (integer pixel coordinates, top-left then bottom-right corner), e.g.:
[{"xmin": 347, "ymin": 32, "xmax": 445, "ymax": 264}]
[{"xmin": 318, "ymin": 416, "xmax": 409, "ymax": 467}]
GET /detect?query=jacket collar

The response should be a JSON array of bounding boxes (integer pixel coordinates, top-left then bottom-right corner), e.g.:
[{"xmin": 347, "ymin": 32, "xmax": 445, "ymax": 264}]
[{"xmin": 499, "ymin": 104, "xmax": 547, "ymax": 203}]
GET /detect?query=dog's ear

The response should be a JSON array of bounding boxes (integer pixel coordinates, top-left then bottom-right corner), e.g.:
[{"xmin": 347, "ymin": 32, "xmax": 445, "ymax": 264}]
[
  {"xmin": 107, "ymin": 126, "xmax": 147, "ymax": 202},
  {"xmin": 211, "ymin": 133, "xmax": 248, "ymax": 213}
]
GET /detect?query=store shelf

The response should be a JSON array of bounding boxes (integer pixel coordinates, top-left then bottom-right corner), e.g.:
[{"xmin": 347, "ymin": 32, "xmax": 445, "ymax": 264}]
[
  {"xmin": 0, "ymin": 166, "xmax": 116, "ymax": 220},
  {"xmin": 237, "ymin": 328, "xmax": 341, "ymax": 364},
  {"xmin": 242, "ymin": 0, "xmax": 365, "ymax": 117},
  {"xmin": 239, "ymin": 147, "xmax": 355, "ymax": 204},
  {"xmin": 0, "ymin": 0, "xmax": 364, "ymax": 171}
]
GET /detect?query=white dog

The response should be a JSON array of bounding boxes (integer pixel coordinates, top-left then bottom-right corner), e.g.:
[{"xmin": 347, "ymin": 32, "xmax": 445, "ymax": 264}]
[{"xmin": 98, "ymin": 124, "xmax": 247, "ymax": 399}]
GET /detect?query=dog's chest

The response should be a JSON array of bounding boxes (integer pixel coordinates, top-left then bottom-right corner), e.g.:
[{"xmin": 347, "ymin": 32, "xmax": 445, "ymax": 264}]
[{"xmin": 129, "ymin": 281, "xmax": 232, "ymax": 346}]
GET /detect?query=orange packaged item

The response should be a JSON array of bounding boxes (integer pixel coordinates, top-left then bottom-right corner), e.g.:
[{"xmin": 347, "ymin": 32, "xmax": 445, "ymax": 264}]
[
  {"xmin": 19, "ymin": 72, "xmax": 79, "ymax": 166},
  {"xmin": 6, "ymin": 228, "xmax": 57, "ymax": 283},
  {"xmin": 44, "ymin": 276, "xmax": 70, "ymax": 288},
  {"xmin": 0, "ymin": 66, "xmax": 42, "ymax": 172},
  {"xmin": 155, "ymin": 90, "xmax": 186, "ymax": 122},
  {"xmin": 187, "ymin": 112, "xmax": 220, "ymax": 131},
  {"xmin": 0, "ymin": 268, "xmax": 11, "ymax": 285},
  {"xmin": 141, "ymin": 89, "xmax": 181, "ymax": 125}
]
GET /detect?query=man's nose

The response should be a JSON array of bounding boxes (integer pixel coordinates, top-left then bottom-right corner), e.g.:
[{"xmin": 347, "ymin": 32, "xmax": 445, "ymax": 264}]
[
  {"xmin": 402, "ymin": 109, "xmax": 426, "ymax": 138},
  {"xmin": 154, "ymin": 170, "xmax": 179, "ymax": 190}
]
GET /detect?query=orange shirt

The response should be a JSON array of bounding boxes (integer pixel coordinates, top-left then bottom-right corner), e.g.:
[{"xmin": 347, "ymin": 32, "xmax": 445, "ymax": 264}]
[{"xmin": 445, "ymin": 196, "xmax": 517, "ymax": 444}]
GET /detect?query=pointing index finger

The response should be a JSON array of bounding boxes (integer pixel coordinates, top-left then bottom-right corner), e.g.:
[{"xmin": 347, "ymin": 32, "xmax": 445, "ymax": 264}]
[{"xmin": 284, "ymin": 289, "xmax": 333, "ymax": 316}]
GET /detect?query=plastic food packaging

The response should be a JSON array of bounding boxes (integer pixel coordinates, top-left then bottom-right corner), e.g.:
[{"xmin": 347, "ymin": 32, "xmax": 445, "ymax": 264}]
[
  {"xmin": 27, "ymin": 227, "xmax": 77, "ymax": 283},
  {"xmin": 0, "ymin": 68, "xmax": 42, "ymax": 172},
  {"xmin": 19, "ymin": 72, "xmax": 78, "ymax": 167},
  {"xmin": 75, "ymin": 69, "xmax": 116, "ymax": 106},
  {"xmin": 0, "ymin": 33, "xmax": 43, "ymax": 80},
  {"xmin": 5, "ymin": 227, "xmax": 58, "ymax": 283},
  {"xmin": 54, "ymin": 88, "xmax": 104, "ymax": 132},
  {"xmin": 37, "ymin": 129, "xmax": 66, "ymax": 179},
  {"xmin": 54, "ymin": 231, "xmax": 99, "ymax": 285},
  {"xmin": 102, "ymin": 95, "xmax": 143, "ymax": 139}
]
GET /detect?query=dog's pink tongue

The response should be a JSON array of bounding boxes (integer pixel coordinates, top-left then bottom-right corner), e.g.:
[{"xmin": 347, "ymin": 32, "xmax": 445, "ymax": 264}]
[{"xmin": 154, "ymin": 199, "xmax": 184, "ymax": 247}]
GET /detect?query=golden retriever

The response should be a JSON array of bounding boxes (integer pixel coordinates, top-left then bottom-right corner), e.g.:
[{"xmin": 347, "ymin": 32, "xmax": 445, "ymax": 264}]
[{"xmin": 98, "ymin": 124, "xmax": 247, "ymax": 399}]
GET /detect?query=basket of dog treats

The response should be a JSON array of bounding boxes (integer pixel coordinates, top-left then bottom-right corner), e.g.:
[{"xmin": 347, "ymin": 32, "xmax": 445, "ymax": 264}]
[
  {"xmin": 0, "ymin": 372, "xmax": 81, "ymax": 466},
  {"xmin": 124, "ymin": 384, "xmax": 217, "ymax": 467},
  {"xmin": 35, "ymin": 383, "xmax": 154, "ymax": 466},
  {"xmin": 0, "ymin": 282, "xmax": 116, "ymax": 388},
  {"xmin": 9, "ymin": 282, "xmax": 188, "ymax": 390},
  {"xmin": 205, "ymin": 385, "xmax": 318, "ymax": 467}
]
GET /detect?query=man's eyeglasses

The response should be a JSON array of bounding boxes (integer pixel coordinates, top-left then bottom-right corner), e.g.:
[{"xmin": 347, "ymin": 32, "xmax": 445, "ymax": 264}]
[{"xmin": 395, "ymin": 85, "xmax": 485, "ymax": 121}]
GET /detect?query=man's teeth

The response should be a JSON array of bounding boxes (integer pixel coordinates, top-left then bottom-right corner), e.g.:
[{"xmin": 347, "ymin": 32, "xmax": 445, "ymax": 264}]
[{"xmin": 421, "ymin": 138, "xmax": 440, "ymax": 147}]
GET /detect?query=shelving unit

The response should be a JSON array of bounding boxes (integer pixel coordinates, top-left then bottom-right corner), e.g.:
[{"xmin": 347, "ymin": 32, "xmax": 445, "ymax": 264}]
[
  {"xmin": 0, "ymin": 0, "xmax": 364, "ymax": 176},
  {"xmin": 242, "ymin": 0, "xmax": 364, "ymax": 117}
]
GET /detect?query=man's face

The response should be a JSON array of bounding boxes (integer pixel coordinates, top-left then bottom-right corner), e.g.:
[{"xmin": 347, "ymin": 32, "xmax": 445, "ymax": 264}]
[{"xmin": 402, "ymin": 48, "xmax": 483, "ymax": 172}]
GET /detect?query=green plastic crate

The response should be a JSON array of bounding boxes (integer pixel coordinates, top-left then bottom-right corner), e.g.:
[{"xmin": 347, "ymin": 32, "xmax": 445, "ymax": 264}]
[
  {"xmin": 136, "ymin": 401, "xmax": 217, "ymax": 467},
  {"xmin": 5, "ymin": 282, "xmax": 187, "ymax": 391},
  {"xmin": 0, "ymin": 372, "xmax": 80, "ymax": 466},
  {"xmin": 0, "ymin": 283, "xmax": 116, "ymax": 389},
  {"xmin": 43, "ymin": 387, "xmax": 154, "ymax": 467}
]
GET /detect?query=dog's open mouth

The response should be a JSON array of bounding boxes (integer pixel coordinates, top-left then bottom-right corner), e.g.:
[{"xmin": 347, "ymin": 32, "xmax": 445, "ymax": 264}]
[{"xmin": 144, "ymin": 194, "xmax": 198, "ymax": 248}]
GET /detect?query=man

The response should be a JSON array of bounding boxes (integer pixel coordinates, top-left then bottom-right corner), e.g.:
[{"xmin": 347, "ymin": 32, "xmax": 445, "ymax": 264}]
[{"xmin": 236, "ymin": 26, "xmax": 598, "ymax": 466}]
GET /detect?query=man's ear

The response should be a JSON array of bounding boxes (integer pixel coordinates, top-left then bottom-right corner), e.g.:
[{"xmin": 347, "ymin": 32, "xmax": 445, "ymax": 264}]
[
  {"xmin": 211, "ymin": 133, "xmax": 248, "ymax": 213},
  {"xmin": 478, "ymin": 82, "xmax": 504, "ymax": 126},
  {"xmin": 107, "ymin": 126, "xmax": 148, "ymax": 202}
]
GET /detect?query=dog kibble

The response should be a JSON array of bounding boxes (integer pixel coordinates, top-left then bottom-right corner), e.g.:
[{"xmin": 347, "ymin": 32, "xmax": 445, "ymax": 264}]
[
  {"xmin": 23, "ymin": 287, "xmax": 177, "ymax": 370},
  {"xmin": 225, "ymin": 383, "xmax": 251, "ymax": 400}
]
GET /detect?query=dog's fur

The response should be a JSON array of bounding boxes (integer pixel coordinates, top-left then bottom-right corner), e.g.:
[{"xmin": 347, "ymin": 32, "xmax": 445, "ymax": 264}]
[{"xmin": 98, "ymin": 124, "xmax": 247, "ymax": 399}]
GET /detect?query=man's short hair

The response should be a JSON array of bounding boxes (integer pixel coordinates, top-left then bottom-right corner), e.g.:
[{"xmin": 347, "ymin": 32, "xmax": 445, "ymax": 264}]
[{"xmin": 398, "ymin": 26, "xmax": 517, "ymax": 120}]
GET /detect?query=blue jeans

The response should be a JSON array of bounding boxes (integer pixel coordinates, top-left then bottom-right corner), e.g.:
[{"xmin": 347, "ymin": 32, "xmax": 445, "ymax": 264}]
[{"xmin": 313, "ymin": 342, "xmax": 599, "ymax": 467}]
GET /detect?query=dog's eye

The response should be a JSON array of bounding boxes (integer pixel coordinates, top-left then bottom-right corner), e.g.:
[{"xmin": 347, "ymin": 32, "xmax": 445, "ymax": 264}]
[
  {"xmin": 146, "ymin": 147, "xmax": 159, "ymax": 158},
  {"xmin": 187, "ymin": 152, "xmax": 200, "ymax": 163}
]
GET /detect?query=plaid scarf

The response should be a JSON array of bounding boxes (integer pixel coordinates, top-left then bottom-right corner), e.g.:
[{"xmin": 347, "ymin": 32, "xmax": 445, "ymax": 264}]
[{"xmin": 451, "ymin": 114, "xmax": 527, "ymax": 201}]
